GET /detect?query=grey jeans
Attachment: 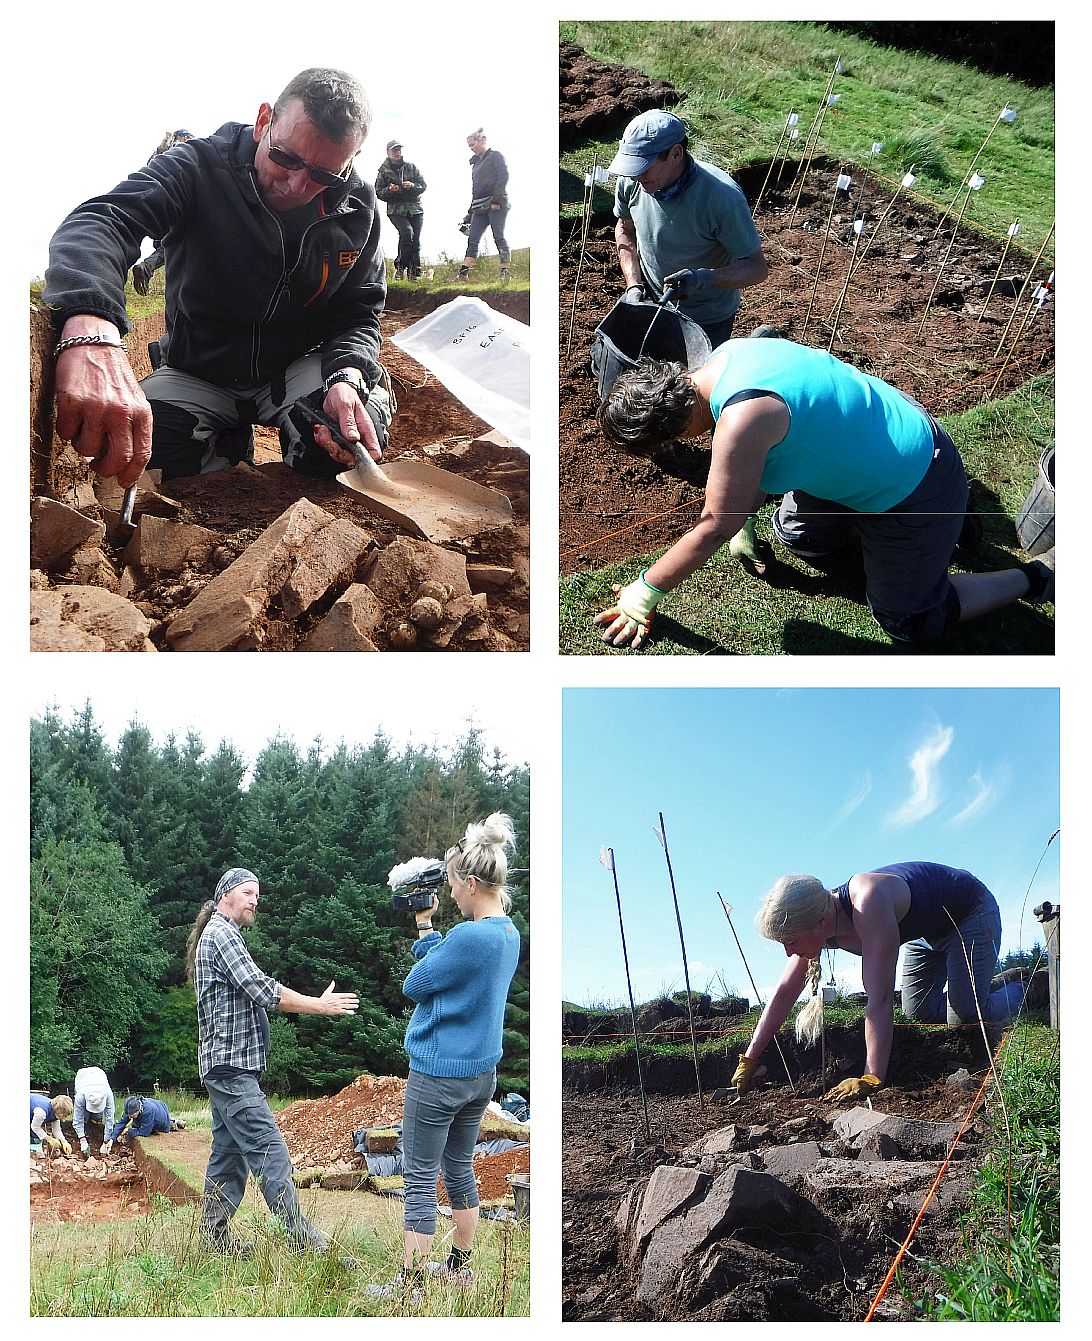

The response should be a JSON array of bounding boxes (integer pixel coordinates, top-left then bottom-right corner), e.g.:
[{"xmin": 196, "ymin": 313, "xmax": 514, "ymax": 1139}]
[
  {"xmin": 202, "ymin": 1072, "xmax": 326, "ymax": 1251},
  {"xmin": 900, "ymin": 891, "xmax": 1009, "ymax": 1025},
  {"xmin": 402, "ymin": 1068, "xmax": 497, "ymax": 1235},
  {"xmin": 142, "ymin": 353, "xmax": 394, "ymax": 482}
]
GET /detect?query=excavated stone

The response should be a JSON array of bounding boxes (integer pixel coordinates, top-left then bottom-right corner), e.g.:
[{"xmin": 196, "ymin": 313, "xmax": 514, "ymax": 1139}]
[
  {"xmin": 30, "ymin": 586, "xmax": 157, "ymax": 652},
  {"xmin": 30, "ymin": 569, "xmax": 50, "ymax": 590},
  {"xmin": 614, "ymin": 1179, "xmax": 643, "ymax": 1239},
  {"xmin": 683, "ymin": 1124, "xmax": 771, "ymax": 1162},
  {"xmin": 638, "ymin": 1167, "xmax": 827, "ymax": 1307},
  {"xmin": 628, "ymin": 1165, "xmax": 708, "ymax": 1263},
  {"xmin": 804, "ymin": 1157, "xmax": 937, "ymax": 1197},
  {"xmin": 71, "ymin": 547, "xmax": 120, "ymax": 592},
  {"xmin": 363, "ymin": 537, "xmax": 472, "ymax": 604},
  {"xmin": 862, "ymin": 1115, "xmax": 963, "ymax": 1159},
  {"xmin": 279, "ymin": 516, "xmax": 373, "ymax": 619},
  {"xmin": 758, "ymin": 1141, "xmax": 824, "ymax": 1181},
  {"xmin": 832, "ymin": 1106, "xmax": 888, "ymax": 1144},
  {"xmin": 857, "ymin": 1130, "xmax": 902, "ymax": 1161},
  {"xmin": 466, "ymin": 563, "xmax": 516, "ymax": 591},
  {"xmin": 165, "ymin": 500, "xmax": 355, "ymax": 651},
  {"xmin": 30, "ymin": 497, "xmax": 105, "ymax": 570},
  {"xmin": 300, "ymin": 584, "xmax": 382, "ymax": 652},
  {"xmin": 946, "ymin": 1067, "xmax": 979, "ymax": 1091},
  {"xmin": 123, "ymin": 515, "xmax": 218, "ymax": 574}
]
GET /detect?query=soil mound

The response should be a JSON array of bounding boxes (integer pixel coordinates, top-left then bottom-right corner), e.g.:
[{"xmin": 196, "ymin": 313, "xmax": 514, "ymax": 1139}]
[
  {"xmin": 560, "ymin": 41, "xmax": 682, "ymax": 148},
  {"xmin": 277, "ymin": 1073, "xmax": 408, "ymax": 1170}
]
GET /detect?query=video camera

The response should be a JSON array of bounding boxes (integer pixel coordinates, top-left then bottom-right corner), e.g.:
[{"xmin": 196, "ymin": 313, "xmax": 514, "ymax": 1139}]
[{"xmin": 387, "ymin": 857, "xmax": 446, "ymax": 913}]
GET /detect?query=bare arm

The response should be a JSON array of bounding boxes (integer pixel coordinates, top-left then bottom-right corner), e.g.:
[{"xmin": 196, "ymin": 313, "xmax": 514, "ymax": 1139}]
[
  {"xmin": 709, "ymin": 245, "xmax": 768, "ymax": 292},
  {"xmin": 643, "ymin": 394, "xmax": 786, "ymax": 592},
  {"xmin": 851, "ymin": 874, "xmax": 903, "ymax": 1081},
  {"xmin": 746, "ymin": 954, "xmax": 810, "ymax": 1061},
  {"xmin": 614, "ymin": 216, "xmax": 643, "ymax": 289},
  {"xmin": 277, "ymin": 980, "xmax": 359, "ymax": 1017}
]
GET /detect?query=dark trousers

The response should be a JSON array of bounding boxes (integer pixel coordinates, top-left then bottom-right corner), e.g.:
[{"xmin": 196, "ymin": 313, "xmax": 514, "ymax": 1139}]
[
  {"xmin": 401, "ymin": 1068, "xmax": 496, "ymax": 1235},
  {"xmin": 390, "ymin": 213, "xmax": 423, "ymax": 274},
  {"xmin": 465, "ymin": 206, "xmax": 510, "ymax": 263}
]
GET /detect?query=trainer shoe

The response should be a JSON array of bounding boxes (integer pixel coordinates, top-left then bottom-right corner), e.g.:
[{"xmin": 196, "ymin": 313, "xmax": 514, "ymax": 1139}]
[
  {"xmin": 455, "ymin": 266, "xmax": 470, "ymax": 280},
  {"xmin": 426, "ymin": 1259, "xmax": 475, "ymax": 1286},
  {"xmin": 365, "ymin": 1269, "xmax": 424, "ymax": 1303}
]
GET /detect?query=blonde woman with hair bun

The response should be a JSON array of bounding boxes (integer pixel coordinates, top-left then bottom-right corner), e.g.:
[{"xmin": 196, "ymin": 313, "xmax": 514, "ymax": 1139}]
[
  {"xmin": 368, "ymin": 813, "xmax": 522, "ymax": 1299},
  {"xmin": 732, "ymin": 861, "xmax": 1021, "ymax": 1103}
]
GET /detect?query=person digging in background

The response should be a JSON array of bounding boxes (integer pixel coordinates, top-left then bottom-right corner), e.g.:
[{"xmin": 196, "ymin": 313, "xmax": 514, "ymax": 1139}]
[
  {"xmin": 455, "ymin": 130, "xmax": 511, "ymax": 281},
  {"xmin": 30, "ymin": 1092, "xmax": 73, "ymax": 1153},
  {"xmin": 185, "ymin": 867, "xmax": 360, "ymax": 1261},
  {"xmin": 130, "ymin": 129, "xmax": 196, "ymax": 296},
  {"xmin": 73, "ymin": 1064, "xmax": 117, "ymax": 1156},
  {"xmin": 375, "ymin": 140, "xmax": 426, "ymax": 279},
  {"xmin": 609, "ymin": 111, "xmax": 768, "ymax": 348},
  {"xmin": 109, "ymin": 1094, "xmax": 187, "ymax": 1147},
  {"xmin": 593, "ymin": 338, "xmax": 1055, "ymax": 649},
  {"xmin": 733, "ymin": 861, "xmax": 1024, "ymax": 1103},
  {"xmin": 43, "ymin": 67, "xmax": 393, "ymax": 487},
  {"xmin": 367, "ymin": 814, "xmax": 522, "ymax": 1301}
]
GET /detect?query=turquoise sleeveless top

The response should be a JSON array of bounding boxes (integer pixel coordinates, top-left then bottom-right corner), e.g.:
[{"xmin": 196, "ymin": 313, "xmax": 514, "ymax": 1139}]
[{"xmin": 708, "ymin": 339, "xmax": 935, "ymax": 512}]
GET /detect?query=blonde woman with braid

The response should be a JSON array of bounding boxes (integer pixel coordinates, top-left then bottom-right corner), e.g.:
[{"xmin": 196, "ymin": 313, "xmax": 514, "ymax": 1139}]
[
  {"xmin": 733, "ymin": 862, "xmax": 1021, "ymax": 1103},
  {"xmin": 368, "ymin": 814, "xmax": 522, "ymax": 1299}
]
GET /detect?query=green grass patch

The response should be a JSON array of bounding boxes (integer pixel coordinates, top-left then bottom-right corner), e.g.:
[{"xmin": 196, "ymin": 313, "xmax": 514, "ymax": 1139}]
[
  {"xmin": 560, "ymin": 375, "xmax": 1054, "ymax": 656},
  {"xmin": 906, "ymin": 1019, "xmax": 1059, "ymax": 1321},
  {"xmin": 560, "ymin": 21, "xmax": 1054, "ymax": 247}
]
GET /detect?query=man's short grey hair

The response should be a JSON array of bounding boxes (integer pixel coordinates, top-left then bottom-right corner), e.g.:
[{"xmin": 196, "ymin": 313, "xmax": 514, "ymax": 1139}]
[
  {"xmin": 597, "ymin": 358, "xmax": 697, "ymax": 452},
  {"xmin": 275, "ymin": 68, "xmax": 370, "ymax": 145}
]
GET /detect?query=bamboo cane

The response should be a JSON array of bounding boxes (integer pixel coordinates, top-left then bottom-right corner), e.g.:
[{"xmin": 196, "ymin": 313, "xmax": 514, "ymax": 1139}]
[
  {"xmin": 977, "ymin": 220, "xmax": 1020, "ymax": 324},
  {"xmin": 654, "ymin": 813, "xmax": 704, "ymax": 1107},
  {"xmin": 918, "ymin": 182, "xmax": 977, "ymax": 338},
  {"xmin": 716, "ymin": 894, "xmax": 797, "ymax": 1094},
  {"xmin": 601, "ymin": 847, "xmax": 651, "ymax": 1141},
  {"xmin": 789, "ymin": 65, "xmax": 840, "ymax": 224},
  {"xmin": 989, "ymin": 270, "xmax": 1052, "ymax": 397},
  {"xmin": 933, "ymin": 107, "xmax": 1011, "ymax": 238},
  {"xmin": 802, "ymin": 169, "xmax": 848, "ymax": 335},
  {"xmin": 855, "ymin": 165, "xmax": 916, "ymax": 268},
  {"xmin": 565, "ymin": 156, "xmax": 599, "ymax": 361},
  {"xmin": 754, "ymin": 112, "xmax": 795, "ymax": 216},
  {"xmin": 993, "ymin": 222, "xmax": 1054, "ymax": 358}
]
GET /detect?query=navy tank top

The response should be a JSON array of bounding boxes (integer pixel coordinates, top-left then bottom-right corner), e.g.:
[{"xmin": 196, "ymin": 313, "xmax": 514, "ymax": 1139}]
[{"xmin": 832, "ymin": 861, "xmax": 989, "ymax": 944}]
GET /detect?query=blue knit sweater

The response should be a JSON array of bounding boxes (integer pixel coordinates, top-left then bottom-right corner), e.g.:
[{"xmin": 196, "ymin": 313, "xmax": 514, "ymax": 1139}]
[{"xmin": 402, "ymin": 917, "xmax": 520, "ymax": 1077}]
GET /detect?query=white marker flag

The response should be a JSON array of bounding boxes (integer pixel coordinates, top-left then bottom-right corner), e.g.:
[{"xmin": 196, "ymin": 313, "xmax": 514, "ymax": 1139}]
[
  {"xmin": 901, "ymin": 171, "xmax": 917, "ymax": 188},
  {"xmin": 871, "ymin": 142, "xmax": 884, "ymax": 156},
  {"xmin": 1008, "ymin": 221, "xmax": 1021, "ymax": 238},
  {"xmin": 827, "ymin": 94, "xmax": 841, "ymax": 106},
  {"xmin": 1034, "ymin": 285, "xmax": 1049, "ymax": 307},
  {"xmin": 786, "ymin": 112, "xmax": 799, "ymax": 127},
  {"xmin": 599, "ymin": 847, "xmax": 614, "ymax": 872},
  {"xmin": 853, "ymin": 219, "xmax": 866, "ymax": 234},
  {"xmin": 837, "ymin": 173, "xmax": 853, "ymax": 191},
  {"xmin": 595, "ymin": 166, "xmax": 610, "ymax": 183},
  {"xmin": 789, "ymin": 128, "xmax": 800, "ymax": 140},
  {"xmin": 835, "ymin": 60, "xmax": 844, "ymax": 73},
  {"xmin": 969, "ymin": 173, "xmax": 986, "ymax": 190},
  {"xmin": 1001, "ymin": 106, "xmax": 1018, "ymax": 122}
]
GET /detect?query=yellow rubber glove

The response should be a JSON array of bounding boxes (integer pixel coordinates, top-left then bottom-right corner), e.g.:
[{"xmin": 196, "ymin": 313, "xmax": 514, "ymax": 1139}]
[
  {"xmin": 823, "ymin": 1074, "xmax": 882, "ymax": 1102},
  {"xmin": 43, "ymin": 1135, "xmax": 62, "ymax": 1154},
  {"xmin": 60, "ymin": 1138, "xmax": 72, "ymax": 1155},
  {"xmin": 594, "ymin": 570, "xmax": 667, "ymax": 649},
  {"xmin": 732, "ymin": 1053, "xmax": 760, "ymax": 1094}
]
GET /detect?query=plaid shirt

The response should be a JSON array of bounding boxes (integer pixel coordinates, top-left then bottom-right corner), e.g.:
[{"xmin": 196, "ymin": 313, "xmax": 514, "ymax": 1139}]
[{"xmin": 195, "ymin": 912, "xmax": 282, "ymax": 1078}]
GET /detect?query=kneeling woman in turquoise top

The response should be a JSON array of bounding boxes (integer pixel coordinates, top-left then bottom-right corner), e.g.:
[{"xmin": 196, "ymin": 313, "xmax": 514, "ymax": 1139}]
[
  {"xmin": 594, "ymin": 339, "xmax": 1054, "ymax": 648},
  {"xmin": 368, "ymin": 813, "xmax": 522, "ymax": 1299}
]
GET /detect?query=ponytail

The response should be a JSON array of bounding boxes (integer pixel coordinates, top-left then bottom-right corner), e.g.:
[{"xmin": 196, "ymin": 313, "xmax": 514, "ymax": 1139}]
[{"xmin": 185, "ymin": 900, "xmax": 217, "ymax": 983}]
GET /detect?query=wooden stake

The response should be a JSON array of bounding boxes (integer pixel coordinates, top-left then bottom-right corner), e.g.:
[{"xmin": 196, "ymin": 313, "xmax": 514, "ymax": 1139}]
[
  {"xmin": 993, "ymin": 221, "xmax": 1055, "ymax": 358},
  {"xmin": 977, "ymin": 220, "xmax": 1020, "ymax": 324},
  {"xmin": 754, "ymin": 112, "xmax": 795, "ymax": 216},
  {"xmin": 601, "ymin": 847, "xmax": 652, "ymax": 1141},
  {"xmin": 989, "ymin": 270, "xmax": 1052, "ymax": 397},
  {"xmin": 565, "ymin": 156, "xmax": 599, "ymax": 361},
  {"xmin": 933, "ymin": 107, "xmax": 1012, "ymax": 238},
  {"xmin": 717, "ymin": 893, "xmax": 797, "ymax": 1094},
  {"xmin": 789, "ymin": 65, "xmax": 840, "ymax": 225},
  {"xmin": 918, "ymin": 181, "xmax": 977, "ymax": 338},
  {"xmin": 855, "ymin": 165, "xmax": 916, "ymax": 268},
  {"xmin": 655, "ymin": 813, "xmax": 704, "ymax": 1107},
  {"xmin": 802, "ymin": 168, "xmax": 848, "ymax": 335}
]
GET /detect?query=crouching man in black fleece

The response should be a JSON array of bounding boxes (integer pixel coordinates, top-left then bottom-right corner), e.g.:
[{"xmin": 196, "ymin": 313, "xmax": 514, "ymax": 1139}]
[{"xmin": 43, "ymin": 67, "xmax": 393, "ymax": 485}]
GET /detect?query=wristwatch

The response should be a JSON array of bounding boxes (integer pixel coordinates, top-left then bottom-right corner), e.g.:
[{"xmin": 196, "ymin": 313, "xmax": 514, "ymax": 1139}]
[{"xmin": 323, "ymin": 369, "xmax": 369, "ymax": 402}]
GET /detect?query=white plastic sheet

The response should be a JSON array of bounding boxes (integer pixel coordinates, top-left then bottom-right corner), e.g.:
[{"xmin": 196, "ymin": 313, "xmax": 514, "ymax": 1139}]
[{"xmin": 390, "ymin": 296, "xmax": 531, "ymax": 452}]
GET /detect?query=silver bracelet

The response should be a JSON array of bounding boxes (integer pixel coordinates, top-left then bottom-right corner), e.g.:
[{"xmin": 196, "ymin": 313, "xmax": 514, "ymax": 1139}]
[{"xmin": 54, "ymin": 334, "xmax": 128, "ymax": 356}]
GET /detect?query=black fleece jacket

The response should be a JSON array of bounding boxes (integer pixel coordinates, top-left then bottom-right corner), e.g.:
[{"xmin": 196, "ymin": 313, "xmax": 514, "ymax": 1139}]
[{"xmin": 43, "ymin": 123, "xmax": 386, "ymax": 389}]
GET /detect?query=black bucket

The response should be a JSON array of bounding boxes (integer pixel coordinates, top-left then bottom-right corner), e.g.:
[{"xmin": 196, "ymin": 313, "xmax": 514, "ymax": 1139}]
[
  {"xmin": 1015, "ymin": 444, "xmax": 1055, "ymax": 556},
  {"xmin": 591, "ymin": 298, "xmax": 712, "ymax": 401}
]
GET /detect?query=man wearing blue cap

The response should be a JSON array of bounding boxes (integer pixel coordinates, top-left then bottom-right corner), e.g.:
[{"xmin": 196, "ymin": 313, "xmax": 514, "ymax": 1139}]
[
  {"xmin": 109, "ymin": 1094, "xmax": 186, "ymax": 1146},
  {"xmin": 184, "ymin": 867, "xmax": 361, "ymax": 1261},
  {"xmin": 609, "ymin": 110, "xmax": 768, "ymax": 345}
]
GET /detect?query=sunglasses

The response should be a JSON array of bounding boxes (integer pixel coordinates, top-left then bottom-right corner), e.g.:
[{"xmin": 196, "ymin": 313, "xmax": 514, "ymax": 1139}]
[{"xmin": 265, "ymin": 112, "xmax": 354, "ymax": 189}]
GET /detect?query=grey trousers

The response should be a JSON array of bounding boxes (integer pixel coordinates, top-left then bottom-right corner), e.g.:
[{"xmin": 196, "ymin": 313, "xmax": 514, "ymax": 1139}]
[
  {"xmin": 402, "ymin": 1068, "xmax": 496, "ymax": 1235},
  {"xmin": 900, "ymin": 891, "xmax": 1011, "ymax": 1025},
  {"xmin": 142, "ymin": 353, "xmax": 394, "ymax": 482},
  {"xmin": 202, "ymin": 1072, "xmax": 326, "ymax": 1251}
]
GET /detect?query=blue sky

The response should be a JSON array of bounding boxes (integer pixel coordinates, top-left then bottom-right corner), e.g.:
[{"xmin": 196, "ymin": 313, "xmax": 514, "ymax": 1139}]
[{"xmin": 563, "ymin": 688, "xmax": 1060, "ymax": 1008}]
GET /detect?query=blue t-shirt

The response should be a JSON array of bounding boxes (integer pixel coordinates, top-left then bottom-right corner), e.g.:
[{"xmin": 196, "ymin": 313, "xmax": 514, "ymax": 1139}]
[
  {"xmin": 708, "ymin": 339, "xmax": 936, "ymax": 512},
  {"xmin": 402, "ymin": 917, "xmax": 521, "ymax": 1078},
  {"xmin": 833, "ymin": 862, "xmax": 989, "ymax": 946},
  {"xmin": 615, "ymin": 157, "xmax": 762, "ymax": 326}
]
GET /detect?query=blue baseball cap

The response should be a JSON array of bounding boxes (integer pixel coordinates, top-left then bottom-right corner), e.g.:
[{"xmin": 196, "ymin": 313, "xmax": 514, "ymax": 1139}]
[
  {"xmin": 124, "ymin": 1096, "xmax": 144, "ymax": 1117},
  {"xmin": 607, "ymin": 111, "xmax": 687, "ymax": 177}
]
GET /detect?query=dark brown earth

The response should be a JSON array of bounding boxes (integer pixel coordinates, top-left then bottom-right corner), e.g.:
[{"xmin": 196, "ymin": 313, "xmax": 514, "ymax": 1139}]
[
  {"xmin": 559, "ymin": 164, "xmax": 1054, "ymax": 576},
  {"xmin": 562, "ymin": 1022, "xmax": 1004, "ymax": 1323},
  {"xmin": 31, "ymin": 291, "xmax": 530, "ymax": 651},
  {"xmin": 560, "ymin": 40, "xmax": 683, "ymax": 148}
]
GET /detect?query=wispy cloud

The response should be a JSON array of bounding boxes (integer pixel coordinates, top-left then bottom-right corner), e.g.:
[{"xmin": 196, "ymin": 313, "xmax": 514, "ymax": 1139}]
[
  {"xmin": 825, "ymin": 772, "xmax": 872, "ymax": 833},
  {"xmin": 889, "ymin": 724, "xmax": 954, "ymax": 826},
  {"xmin": 948, "ymin": 767, "xmax": 1000, "ymax": 826}
]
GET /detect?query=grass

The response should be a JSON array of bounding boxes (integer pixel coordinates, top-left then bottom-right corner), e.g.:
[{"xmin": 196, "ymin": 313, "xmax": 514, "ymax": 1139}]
[
  {"xmin": 560, "ymin": 21, "xmax": 1054, "ymax": 247},
  {"xmin": 906, "ymin": 1019, "xmax": 1059, "ymax": 1320},
  {"xmin": 560, "ymin": 375, "xmax": 1054, "ymax": 656},
  {"xmin": 31, "ymin": 1127, "xmax": 529, "ymax": 1317}
]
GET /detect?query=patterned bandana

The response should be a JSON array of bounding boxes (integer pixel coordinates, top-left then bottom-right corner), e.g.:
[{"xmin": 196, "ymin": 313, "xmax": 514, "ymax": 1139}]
[{"xmin": 214, "ymin": 868, "xmax": 259, "ymax": 902}]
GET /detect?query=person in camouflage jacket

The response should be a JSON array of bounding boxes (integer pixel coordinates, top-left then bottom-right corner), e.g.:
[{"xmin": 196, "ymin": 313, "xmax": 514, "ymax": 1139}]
[{"xmin": 375, "ymin": 141, "xmax": 426, "ymax": 278}]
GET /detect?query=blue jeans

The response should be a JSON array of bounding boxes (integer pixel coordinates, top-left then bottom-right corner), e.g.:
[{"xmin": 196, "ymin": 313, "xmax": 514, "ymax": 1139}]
[
  {"xmin": 900, "ymin": 890, "xmax": 1012, "ymax": 1025},
  {"xmin": 465, "ymin": 206, "xmax": 510, "ymax": 262},
  {"xmin": 402, "ymin": 1068, "xmax": 496, "ymax": 1235},
  {"xmin": 202, "ymin": 1072, "xmax": 326, "ymax": 1251}
]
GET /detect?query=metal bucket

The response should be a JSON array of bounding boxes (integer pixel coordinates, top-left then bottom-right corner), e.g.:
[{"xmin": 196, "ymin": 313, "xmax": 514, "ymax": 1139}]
[
  {"xmin": 1015, "ymin": 444, "xmax": 1055, "ymax": 556},
  {"xmin": 591, "ymin": 298, "xmax": 712, "ymax": 401},
  {"xmin": 508, "ymin": 1171, "xmax": 530, "ymax": 1221}
]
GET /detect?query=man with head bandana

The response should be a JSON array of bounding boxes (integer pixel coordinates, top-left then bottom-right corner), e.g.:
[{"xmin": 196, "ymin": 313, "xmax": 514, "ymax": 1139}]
[{"xmin": 184, "ymin": 867, "xmax": 360, "ymax": 1260}]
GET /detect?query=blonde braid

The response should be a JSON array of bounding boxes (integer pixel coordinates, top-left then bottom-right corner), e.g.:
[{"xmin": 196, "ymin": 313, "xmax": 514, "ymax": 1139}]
[{"xmin": 795, "ymin": 956, "xmax": 825, "ymax": 1045}]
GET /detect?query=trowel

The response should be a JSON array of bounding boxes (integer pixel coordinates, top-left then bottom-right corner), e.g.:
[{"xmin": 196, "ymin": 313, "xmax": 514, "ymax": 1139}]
[{"xmin": 296, "ymin": 401, "xmax": 513, "ymax": 544}]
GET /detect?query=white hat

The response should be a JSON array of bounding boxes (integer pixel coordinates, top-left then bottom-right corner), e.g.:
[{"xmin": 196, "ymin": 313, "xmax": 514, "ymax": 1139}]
[{"xmin": 84, "ymin": 1087, "xmax": 109, "ymax": 1113}]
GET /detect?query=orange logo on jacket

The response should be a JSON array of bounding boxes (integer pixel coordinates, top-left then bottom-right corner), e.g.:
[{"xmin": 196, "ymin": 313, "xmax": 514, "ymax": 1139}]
[{"xmin": 338, "ymin": 249, "xmax": 362, "ymax": 267}]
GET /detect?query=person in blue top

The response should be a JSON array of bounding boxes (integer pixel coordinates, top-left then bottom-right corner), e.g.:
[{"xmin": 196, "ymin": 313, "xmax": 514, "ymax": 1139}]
[
  {"xmin": 593, "ymin": 338, "xmax": 1056, "ymax": 648},
  {"xmin": 367, "ymin": 813, "xmax": 522, "ymax": 1301},
  {"xmin": 110, "ymin": 1095, "xmax": 187, "ymax": 1145},
  {"xmin": 30, "ymin": 1093, "xmax": 73, "ymax": 1152},
  {"xmin": 732, "ymin": 862, "xmax": 1024, "ymax": 1103}
]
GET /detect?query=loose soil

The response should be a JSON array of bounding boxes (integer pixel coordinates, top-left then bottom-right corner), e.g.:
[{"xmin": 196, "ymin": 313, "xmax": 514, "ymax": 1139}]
[
  {"xmin": 31, "ymin": 292, "xmax": 530, "ymax": 651},
  {"xmin": 30, "ymin": 1145, "xmax": 150, "ymax": 1225},
  {"xmin": 560, "ymin": 40, "xmax": 683, "ymax": 148},
  {"xmin": 562, "ymin": 1022, "xmax": 1001, "ymax": 1322}
]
